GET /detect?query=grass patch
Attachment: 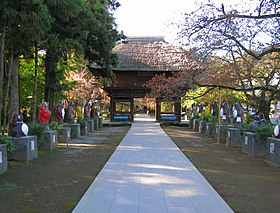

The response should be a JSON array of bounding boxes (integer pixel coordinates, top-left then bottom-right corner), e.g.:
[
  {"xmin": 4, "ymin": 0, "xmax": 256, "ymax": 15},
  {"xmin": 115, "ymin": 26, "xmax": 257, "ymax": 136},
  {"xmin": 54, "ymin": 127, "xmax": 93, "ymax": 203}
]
[
  {"xmin": 38, "ymin": 150, "xmax": 58, "ymax": 157},
  {"xmin": 160, "ymin": 121, "xmax": 189, "ymax": 127},
  {"xmin": 0, "ymin": 182, "xmax": 18, "ymax": 192},
  {"xmin": 103, "ymin": 122, "xmax": 132, "ymax": 127}
]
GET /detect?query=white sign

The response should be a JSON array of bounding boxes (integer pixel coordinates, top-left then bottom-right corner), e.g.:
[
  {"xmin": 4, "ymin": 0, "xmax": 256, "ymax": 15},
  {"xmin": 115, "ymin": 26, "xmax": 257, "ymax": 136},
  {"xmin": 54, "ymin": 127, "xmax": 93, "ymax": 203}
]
[
  {"xmin": 31, "ymin": 140, "xmax": 35, "ymax": 151},
  {"xmin": 0, "ymin": 151, "xmax": 2, "ymax": 164},
  {"xmin": 228, "ymin": 131, "xmax": 231, "ymax": 138},
  {"xmin": 53, "ymin": 135, "xmax": 56, "ymax": 143},
  {"xmin": 67, "ymin": 131, "xmax": 70, "ymax": 138},
  {"xmin": 270, "ymin": 143, "xmax": 275, "ymax": 154},
  {"xmin": 245, "ymin": 136, "xmax": 248, "ymax": 145}
]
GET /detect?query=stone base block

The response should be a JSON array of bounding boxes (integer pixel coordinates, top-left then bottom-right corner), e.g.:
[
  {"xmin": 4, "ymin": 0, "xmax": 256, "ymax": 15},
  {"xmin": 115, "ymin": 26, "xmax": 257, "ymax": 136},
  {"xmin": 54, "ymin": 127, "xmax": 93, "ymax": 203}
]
[
  {"xmin": 199, "ymin": 121, "xmax": 206, "ymax": 133},
  {"xmin": 188, "ymin": 118, "xmax": 194, "ymax": 129},
  {"xmin": 39, "ymin": 130, "xmax": 57, "ymax": 151},
  {"xmin": 88, "ymin": 119, "xmax": 94, "ymax": 133},
  {"xmin": 64, "ymin": 123, "xmax": 81, "ymax": 139},
  {"xmin": 98, "ymin": 117, "xmax": 103, "ymax": 128},
  {"xmin": 0, "ymin": 144, "xmax": 7, "ymax": 174},
  {"xmin": 227, "ymin": 128, "xmax": 242, "ymax": 147},
  {"xmin": 242, "ymin": 132, "xmax": 266, "ymax": 156},
  {"xmin": 57, "ymin": 127, "xmax": 71, "ymax": 144},
  {"xmin": 193, "ymin": 119, "xmax": 199, "ymax": 131},
  {"xmin": 265, "ymin": 137, "xmax": 280, "ymax": 166},
  {"xmin": 80, "ymin": 125, "xmax": 88, "ymax": 136},
  {"xmin": 206, "ymin": 123, "xmax": 215, "ymax": 138},
  {"xmin": 93, "ymin": 118, "xmax": 98, "ymax": 130},
  {"xmin": 214, "ymin": 125, "xmax": 227, "ymax": 143},
  {"xmin": 8, "ymin": 136, "xmax": 38, "ymax": 162}
]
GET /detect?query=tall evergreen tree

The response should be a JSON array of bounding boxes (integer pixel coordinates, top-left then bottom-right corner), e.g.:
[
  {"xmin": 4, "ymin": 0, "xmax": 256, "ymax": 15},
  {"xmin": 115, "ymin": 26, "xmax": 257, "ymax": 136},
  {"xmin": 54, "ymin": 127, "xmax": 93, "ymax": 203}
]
[
  {"xmin": 43, "ymin": 0, "xmax": 119, "ymax": 116},
  {"xmin": 0, "ymin": 0, "xmax": 51, "ymax": 131}
]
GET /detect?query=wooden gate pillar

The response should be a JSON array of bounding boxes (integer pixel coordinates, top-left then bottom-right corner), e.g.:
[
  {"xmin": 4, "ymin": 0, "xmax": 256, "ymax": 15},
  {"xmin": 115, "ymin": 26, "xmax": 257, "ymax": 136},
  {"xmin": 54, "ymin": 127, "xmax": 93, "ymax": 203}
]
[
  {"xmin": 156, "ymin": 100, "xmax": 161, "ymax": 122},
  {"xmin": 130, "ymin": 98, "xmax": 134, "ymax": 122},
  {"xmin": 174, "ymin": 100, "xmax": 182, "ymax": 122},
  {"xmin": 110, "ymin": 97, "xmax": 116, "ymax": 122}
]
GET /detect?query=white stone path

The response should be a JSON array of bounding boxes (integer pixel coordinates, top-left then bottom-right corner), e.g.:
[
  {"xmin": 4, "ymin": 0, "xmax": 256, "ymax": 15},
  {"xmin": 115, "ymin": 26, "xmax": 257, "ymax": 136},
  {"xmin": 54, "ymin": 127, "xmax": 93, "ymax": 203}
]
[{"xmin": 72, "ymin": 114, "xmax": 233, "ymax": 213}]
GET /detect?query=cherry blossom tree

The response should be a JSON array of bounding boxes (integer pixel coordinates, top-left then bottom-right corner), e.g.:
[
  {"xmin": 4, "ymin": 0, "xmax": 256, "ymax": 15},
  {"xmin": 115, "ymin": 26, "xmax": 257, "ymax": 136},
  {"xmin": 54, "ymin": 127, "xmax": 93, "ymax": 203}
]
[{"xmin": 175, "ymin": 0, "xmax": 280, "ymax": 120}]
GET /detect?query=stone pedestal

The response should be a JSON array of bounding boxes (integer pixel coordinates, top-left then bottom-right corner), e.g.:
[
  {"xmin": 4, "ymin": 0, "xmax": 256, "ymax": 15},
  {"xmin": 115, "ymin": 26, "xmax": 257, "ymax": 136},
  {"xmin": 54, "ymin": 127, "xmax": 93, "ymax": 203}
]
[
  {"xmin": 80, "ymin": 125, "xmax": 88, "ymax": 136},
  {"xmin": 188, "ymin": 118, "xmax": 194, "ymax": 129},
  {"xmin": 193, "ymin": 119, "xmax": 200, "ymax": 131},
  {"xmin": 98, "ymin": 117, "xmax": 103, "ymax": 128},
  {"xmin": 199, "ymin": 121, "xmax": 206, "ymax": 133},
  {"xmin": 57, "ymin": 127, "xmax": 71, "ymax": 144},
  {"xmin": 88, "ymin": 119, "xmax": 94, "ymax": 133},
  {"xmin": 215, "ymin": 125, "xmax": 227, "ymax": 143},
  {"xmin": 8, "ymin": 136, "xmax": 38, "ymax": 162},
  {"xmin": 242, "ymin": 132, "xmax": 266, "ymax": 156},
  {"xmin": 206, "ymin": 123, "xmax": 215, "ymax": 137},
  {"xmin": 64, "ymin": 123, "xmax": 81, "ymax": 139},
  {"xmin": 39, "ymin": 130, "xmax": 57, "ymax": 151},
  {"xmin": 227, "ymin": 128, "xmax": 242, "ymax": 147},
  {"xmin": 93, "ymin": 118, "xmax": 99, "ymax": 130},
  {"xmin": 0, "ymin": 144, "xmax": 7, "ymax": 174},
  {"xmin": 265, "ymin": 137, "xmax": 280, "ymax": 166}
]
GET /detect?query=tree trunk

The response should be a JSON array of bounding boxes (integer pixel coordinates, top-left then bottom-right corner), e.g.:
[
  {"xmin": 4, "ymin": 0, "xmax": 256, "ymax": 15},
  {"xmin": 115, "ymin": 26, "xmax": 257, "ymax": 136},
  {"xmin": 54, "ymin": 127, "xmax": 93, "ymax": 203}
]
[
  {"xmin": 0, "ymin": 13, "xmax": 6, "ymax": 132},
  {"xmin": 2, "ymin": 52, "xmax": 13, "ymax": 134},
  {"xmin": 9, "ymin": 57, "xmax": 20, "ymax": 118},
  {"xmin": 32, "ymin": 43, "xmax": 38, "ymax": 124},
  {"xmin": 257, "ymin": 92, "xmax": 271, "ymax": 122},
  {"xmin": 44, "ymin": 51, "xmax": 57, "ymax": 121}
]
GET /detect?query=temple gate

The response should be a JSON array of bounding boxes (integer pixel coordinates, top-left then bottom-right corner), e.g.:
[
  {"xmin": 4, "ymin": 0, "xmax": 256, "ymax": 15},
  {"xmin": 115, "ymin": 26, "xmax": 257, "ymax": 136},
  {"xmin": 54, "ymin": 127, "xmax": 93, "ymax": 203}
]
[{"xmin": 91, "ymin": 36, "xmax": 192, "ymax": 122}]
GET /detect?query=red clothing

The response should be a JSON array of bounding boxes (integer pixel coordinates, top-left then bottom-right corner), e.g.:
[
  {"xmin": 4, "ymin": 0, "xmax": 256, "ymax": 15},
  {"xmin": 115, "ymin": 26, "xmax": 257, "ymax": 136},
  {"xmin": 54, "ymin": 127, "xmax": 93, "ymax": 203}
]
[
  {"xmin": 38, "ymin": 107, "xmax": 51, "ymax": 123},
  {"xmin": 55, "ymin": 105, "xmax": 63, "ymax": 124}
]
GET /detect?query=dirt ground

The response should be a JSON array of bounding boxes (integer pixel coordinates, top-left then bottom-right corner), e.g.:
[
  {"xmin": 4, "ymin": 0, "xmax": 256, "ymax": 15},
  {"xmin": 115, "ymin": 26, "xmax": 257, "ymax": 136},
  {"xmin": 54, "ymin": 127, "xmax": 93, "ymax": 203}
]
[
  {"xmin": 1, "ymin": 124, "xmax": 280, "ymax": 213},
  {"xmin": 162, "ymin": 126, "xmax": 280, "ymax": 213},
  {"xmin": 0, "ymin": 125, "xmax": 130, "ymax": 213}
]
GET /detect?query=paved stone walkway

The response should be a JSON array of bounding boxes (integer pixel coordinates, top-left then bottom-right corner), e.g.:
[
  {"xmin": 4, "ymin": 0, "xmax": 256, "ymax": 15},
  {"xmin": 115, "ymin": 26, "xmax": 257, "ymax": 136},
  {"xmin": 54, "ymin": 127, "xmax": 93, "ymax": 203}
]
[{"xmin": 73, "ymin": 114, "xmax": 233, "ymax": 213}]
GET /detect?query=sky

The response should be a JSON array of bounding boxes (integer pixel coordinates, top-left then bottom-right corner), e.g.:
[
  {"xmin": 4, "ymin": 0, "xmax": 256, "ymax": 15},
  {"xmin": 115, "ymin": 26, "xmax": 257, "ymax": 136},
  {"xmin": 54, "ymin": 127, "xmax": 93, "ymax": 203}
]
[
  {"xmin": 113, "ymin": 0, "xmax": 193, "ymax": 43},
  {"xmin": 113, "ymin": 0, "xmax": 243, "ymax": 45}
]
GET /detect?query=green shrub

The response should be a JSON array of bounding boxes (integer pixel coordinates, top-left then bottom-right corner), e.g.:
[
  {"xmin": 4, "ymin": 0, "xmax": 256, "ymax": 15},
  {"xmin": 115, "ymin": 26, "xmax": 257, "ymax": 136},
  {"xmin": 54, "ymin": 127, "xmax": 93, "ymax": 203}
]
[
  {"xmin": 28, "ymin": 123, "xmax": 46, "ymax": 145},
  {"xmin": 70, "ymin": 126, "xmax": 78, "ymax": 136},
  {"xmin": 209, "ymin": 115, "xmax": 218, "ymax": 126},
  {"xmin": 201, "ymin": 112, "xmax": 211, "ymax": 122},
  {"xmin": 221, "ymin": 121, "xmax": 230, "ymax": 131},
  {"xmin": 49, "ymin": 121, "xmax": 63, "ymax": 130},
  {"xmin": 255, "ymin": 123, "xmax": 274, "ymax": 145},
  {"xmin": 0, "ymin": 135, "xmax": 15, "ymax": 154},
  {"xmin": 78, "ymin": 119, "xmax": 88, "ymax": 127},
  {"xmin": 240, "ymin": 123, "xmax": 250, "ymax": 136},
  {"xmin": 193, "ymin": 112, "xmax": 199, "ymax": 119}
]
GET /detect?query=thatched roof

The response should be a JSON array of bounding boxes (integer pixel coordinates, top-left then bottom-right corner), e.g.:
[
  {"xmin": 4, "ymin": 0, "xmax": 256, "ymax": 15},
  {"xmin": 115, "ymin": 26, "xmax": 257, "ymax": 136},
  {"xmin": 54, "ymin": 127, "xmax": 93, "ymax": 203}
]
[{"xmin": 113, "ymin": 36, "xmax": 192, "ymax": 72}]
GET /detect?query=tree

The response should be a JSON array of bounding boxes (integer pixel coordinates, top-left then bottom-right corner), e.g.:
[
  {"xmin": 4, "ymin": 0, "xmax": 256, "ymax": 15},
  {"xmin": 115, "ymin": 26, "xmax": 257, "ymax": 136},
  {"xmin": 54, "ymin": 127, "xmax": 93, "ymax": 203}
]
[
  {"xmin": 43, "ymin": 0, "xmax": 119, "ymax": 118},
  {"xmin": 145, "ymin": 73, "xmax": 189, "ymax": 102},
  {"xmin": 42, "ymin": 0, "xmax": 87, "ymax": 117},
  {"xmin": 0, "ymin": 0, "xmax": 120, "ymax": 131},
  {"xmin": 0, "ymin": 0, "xmax": 51, "ymax": 131},
  {"xmin": 84, "ymin": 0, "xmax": 119, "ymax": 77},
  {"xmin": 176, "ymin": 0, "xmax": 280, "ymax": 120},
  {"xmin": 19, "ymin": 55, "xmax": 46, "ymax": 119},
  {"xmin": 0, "ymin": 0, "xmax": 10, "ymax": 130},
  {"xmin": 179, "ymin": 0, "xmax": 280, "ymax": 59},
  {"xmin": 64, "ymin": 53, "xmax": 104, "ymax": 102}
]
